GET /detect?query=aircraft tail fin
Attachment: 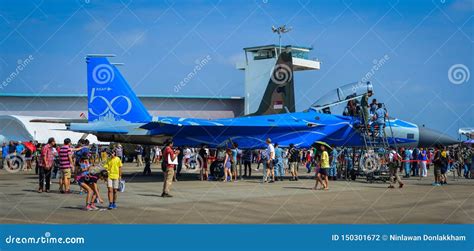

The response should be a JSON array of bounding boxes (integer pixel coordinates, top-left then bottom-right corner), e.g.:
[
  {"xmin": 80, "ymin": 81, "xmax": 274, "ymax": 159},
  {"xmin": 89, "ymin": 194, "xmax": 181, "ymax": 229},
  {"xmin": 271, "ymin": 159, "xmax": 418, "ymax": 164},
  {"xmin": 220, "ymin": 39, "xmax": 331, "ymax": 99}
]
[
  {"xmin": 249, "ymin": 51, "xmax": 295, "ymax": 116},
  {"xmin": 86, "ymin": 55, "xmax": 152, "ymax": 123}
]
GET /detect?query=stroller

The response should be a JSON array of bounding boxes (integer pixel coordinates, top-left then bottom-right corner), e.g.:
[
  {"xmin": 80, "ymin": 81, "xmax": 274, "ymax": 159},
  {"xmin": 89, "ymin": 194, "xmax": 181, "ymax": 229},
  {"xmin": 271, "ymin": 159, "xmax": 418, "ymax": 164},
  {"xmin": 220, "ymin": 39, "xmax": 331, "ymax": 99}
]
[{"xmin": 208, "ymin": 149, "xmax": 226, "ymax": 181}]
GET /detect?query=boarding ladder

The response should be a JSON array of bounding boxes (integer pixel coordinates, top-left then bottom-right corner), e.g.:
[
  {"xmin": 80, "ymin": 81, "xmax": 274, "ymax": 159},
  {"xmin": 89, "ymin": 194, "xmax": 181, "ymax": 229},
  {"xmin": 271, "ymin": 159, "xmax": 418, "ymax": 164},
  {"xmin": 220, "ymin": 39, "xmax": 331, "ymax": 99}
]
[{"xmin": 357, "ymin": 103, "xmax": 398, "ymax": 173}]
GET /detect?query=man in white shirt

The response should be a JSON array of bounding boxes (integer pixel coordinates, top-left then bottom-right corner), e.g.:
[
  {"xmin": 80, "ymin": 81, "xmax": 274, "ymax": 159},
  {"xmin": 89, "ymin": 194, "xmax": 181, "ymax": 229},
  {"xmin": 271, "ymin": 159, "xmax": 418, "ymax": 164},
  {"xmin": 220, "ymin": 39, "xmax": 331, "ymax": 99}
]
[{"xmin": 265, "ymin": 138, "xmax": 276, "ymax": 183}]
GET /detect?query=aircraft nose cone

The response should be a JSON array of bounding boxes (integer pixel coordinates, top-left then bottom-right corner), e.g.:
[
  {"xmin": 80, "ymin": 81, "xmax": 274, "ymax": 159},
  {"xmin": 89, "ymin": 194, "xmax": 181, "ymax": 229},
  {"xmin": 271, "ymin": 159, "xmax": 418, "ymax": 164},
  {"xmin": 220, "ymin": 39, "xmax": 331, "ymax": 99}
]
[{"xmin": 418, "ymin": 126, "xmax": 458, "ymax": 147}]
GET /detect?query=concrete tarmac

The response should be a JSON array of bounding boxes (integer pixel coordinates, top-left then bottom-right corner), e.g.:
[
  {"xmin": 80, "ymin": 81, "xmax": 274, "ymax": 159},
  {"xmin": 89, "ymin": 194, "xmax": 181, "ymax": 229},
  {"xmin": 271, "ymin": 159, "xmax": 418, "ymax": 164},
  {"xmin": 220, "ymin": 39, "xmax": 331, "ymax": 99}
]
[{"xmin": 0, "ymin": 163, "xmax": 472, "ymax": 224}]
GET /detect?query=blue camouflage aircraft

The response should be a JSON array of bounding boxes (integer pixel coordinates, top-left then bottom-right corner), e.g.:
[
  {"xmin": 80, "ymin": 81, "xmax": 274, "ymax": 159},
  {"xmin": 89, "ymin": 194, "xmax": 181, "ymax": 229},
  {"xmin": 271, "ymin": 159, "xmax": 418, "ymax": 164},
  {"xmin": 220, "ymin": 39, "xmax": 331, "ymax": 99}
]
[{"xmin": 32, "ymin": 53, "xmax": 457, "ymax": 149}]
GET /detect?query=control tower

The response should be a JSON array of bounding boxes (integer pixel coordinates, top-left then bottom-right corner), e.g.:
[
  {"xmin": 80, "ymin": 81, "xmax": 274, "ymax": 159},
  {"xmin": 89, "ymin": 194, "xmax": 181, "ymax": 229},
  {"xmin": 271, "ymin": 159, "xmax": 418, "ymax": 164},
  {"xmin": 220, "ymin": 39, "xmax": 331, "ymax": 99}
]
[{"xmin": 236, "ymin": 44, "xmax": 320, "ymax": 115}]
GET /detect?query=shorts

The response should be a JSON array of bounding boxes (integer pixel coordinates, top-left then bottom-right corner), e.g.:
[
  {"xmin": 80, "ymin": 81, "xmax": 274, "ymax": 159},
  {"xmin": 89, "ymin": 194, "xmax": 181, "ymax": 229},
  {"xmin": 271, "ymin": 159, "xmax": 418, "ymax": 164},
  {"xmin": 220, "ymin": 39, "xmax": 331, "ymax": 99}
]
[
  {"xmin": 77, "ymin": 174, "xmax": 98, "ymax": 185},
  {"xmin": 318, "ymin": 168, "xmax": 328, "ymax": 176},
  {"xmin": 441, "ymin": 166, "xmax": 448, "ymax": 174},
  {"xmin": 107, "ymin": 178, "xmax": 119, "ymax": 189},
  {"xmin": 231, "ymin": 162, "xmax": 237, "ymax": 172},
  {"xmin": 59, "ymin": 168, "xmax": 71, "ymax": 179},
  {"xmin": 434, "ymin": 165, "xmax": 441, "ymax": 176},
  {"xmin": 289, "ymin": 162, "xmax": 298, "ymax": 172}
]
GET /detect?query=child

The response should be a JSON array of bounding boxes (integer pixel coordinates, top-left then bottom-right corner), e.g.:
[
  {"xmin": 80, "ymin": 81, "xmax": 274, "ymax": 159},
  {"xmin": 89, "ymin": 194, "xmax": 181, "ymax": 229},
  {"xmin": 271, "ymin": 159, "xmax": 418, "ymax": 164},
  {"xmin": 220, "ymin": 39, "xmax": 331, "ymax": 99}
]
[
  {"xmin": 76, "ymin": 157, "xmax": 105, "ymax": 210},
  {"xmin": 223, "ymin": 149, "xmax": 232, "ymax": 182},
  {"xmin": 103, "ymin": 149, "xmax": 122, "ymax": 209}
]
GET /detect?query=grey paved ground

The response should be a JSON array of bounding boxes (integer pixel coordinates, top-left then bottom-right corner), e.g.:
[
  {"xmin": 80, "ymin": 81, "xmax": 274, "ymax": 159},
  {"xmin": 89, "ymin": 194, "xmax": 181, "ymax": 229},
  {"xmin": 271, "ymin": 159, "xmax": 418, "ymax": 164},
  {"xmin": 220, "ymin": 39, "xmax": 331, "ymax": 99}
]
[{"xmin": 0, "ymin": 163, "xmax": 472, "ymax": 224}]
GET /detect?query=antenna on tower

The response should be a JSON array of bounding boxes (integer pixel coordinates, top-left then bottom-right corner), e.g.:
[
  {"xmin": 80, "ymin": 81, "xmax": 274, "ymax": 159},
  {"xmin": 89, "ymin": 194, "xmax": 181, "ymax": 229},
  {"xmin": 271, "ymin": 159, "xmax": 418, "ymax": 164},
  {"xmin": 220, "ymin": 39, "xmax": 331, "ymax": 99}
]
[{"xmin": 271, "ymin": 25, "xmax": 292, "ymax": 54}]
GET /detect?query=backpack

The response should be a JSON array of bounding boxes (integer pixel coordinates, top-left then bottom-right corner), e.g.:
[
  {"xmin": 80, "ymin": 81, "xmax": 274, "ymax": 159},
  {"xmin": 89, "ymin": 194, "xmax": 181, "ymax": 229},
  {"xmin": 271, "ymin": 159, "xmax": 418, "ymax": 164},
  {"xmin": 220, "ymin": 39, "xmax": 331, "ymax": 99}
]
[{"xmin": 289, "ymin": 148, "xmax": 299, "ymax": 162}]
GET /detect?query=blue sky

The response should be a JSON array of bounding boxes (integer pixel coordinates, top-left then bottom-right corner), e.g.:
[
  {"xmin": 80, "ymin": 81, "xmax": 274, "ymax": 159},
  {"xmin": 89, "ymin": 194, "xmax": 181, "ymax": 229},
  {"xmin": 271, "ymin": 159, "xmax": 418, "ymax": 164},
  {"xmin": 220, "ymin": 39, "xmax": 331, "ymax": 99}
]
[{"xmin": 0, "ymin": 0, "xmax": 472, "ymax": 137}]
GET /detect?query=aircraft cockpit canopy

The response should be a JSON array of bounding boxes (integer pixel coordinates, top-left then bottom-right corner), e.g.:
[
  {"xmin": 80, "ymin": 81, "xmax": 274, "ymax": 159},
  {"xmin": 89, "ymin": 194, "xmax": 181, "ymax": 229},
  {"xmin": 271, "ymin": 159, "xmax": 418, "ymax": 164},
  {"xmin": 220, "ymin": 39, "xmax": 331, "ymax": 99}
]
[{"xmin": 310, "ymin": 81, "xmax": 373, "ymax": 113}]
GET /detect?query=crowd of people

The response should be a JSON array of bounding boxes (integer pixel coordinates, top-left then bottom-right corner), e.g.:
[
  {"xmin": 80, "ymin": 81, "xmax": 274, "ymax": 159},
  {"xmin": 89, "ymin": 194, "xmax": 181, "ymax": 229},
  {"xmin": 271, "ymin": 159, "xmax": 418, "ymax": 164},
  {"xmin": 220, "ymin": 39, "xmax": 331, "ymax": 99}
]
[
  {"xmin": 1, "ymin": 137, "xmax": 473, "ymax": 209},
  {"xmin": 1, "ymin": 138, "xmax": 123, "ymax": 211}
]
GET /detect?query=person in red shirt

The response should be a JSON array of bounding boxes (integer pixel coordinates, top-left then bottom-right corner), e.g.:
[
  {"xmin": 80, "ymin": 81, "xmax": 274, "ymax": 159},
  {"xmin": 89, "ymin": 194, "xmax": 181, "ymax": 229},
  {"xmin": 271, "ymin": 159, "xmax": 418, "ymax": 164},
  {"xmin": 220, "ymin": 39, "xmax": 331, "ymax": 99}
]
[
  {"xmin": 38, "ymin": 137, "xmax": 56, "ymax": 193},
  {"xmin": 162, "ymin": 140, "xmax": 179, "ymax": 197}
]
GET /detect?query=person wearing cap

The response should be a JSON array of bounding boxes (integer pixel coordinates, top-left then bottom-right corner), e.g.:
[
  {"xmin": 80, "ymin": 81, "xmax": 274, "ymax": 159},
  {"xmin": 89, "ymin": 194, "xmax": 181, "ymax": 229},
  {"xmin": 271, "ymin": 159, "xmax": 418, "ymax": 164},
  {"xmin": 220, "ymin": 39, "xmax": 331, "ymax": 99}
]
[
  {"xmin": 103, "ymin": 148, "xmax": 122, "ymax": 209},
  {"xmin": 38, "ymin": 137, "xmax": 56, "ymax": 193},
  {"xmin": 162, "ymin": 140, "xmax": 179, "ymax": 197}
]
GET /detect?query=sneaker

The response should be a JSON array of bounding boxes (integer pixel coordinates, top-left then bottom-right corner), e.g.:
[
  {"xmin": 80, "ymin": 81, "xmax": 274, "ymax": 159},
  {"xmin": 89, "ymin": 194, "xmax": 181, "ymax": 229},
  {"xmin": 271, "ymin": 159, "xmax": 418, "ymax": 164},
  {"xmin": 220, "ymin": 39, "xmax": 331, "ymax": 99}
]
[
  {"xmin": 399, "ymin": 183, "xmax": 404, "ymax": 189},
  {"xmin": 84, "ymin": 205, "xmax": 93, "ymax": 211},
  {"xmin": 162, "ymin": 193, "xmax": 173, "ymax": 198},
  {"xmin": 108, "ymin": 203, "xmax": 113, "ymax": 210},
  {"xmin": 90, "ymin": 204, "xmax": 99, "ymax": 210},
  {"xmin": 111, "ymin": 203, "xmax": 117, "ymax": 209},
  {"xmin": 432, "ymin": 182, "xmax": 439, "ymax": 186}
]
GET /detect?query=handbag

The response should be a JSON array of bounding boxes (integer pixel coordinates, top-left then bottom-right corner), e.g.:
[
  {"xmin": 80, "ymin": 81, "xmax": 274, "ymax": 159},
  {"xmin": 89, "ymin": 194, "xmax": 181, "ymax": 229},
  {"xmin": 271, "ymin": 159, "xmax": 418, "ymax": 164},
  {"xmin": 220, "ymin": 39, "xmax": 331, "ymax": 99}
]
[{"xmin": 119, "ymin": 179, "xmax": 125, "ymax": 192}]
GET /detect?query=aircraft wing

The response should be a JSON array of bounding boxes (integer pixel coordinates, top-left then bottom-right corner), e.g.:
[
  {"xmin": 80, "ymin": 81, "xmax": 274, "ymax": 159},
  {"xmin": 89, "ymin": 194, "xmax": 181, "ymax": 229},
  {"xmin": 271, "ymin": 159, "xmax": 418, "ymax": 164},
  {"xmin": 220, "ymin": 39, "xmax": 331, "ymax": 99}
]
[{"xmin": 30, "ymin": 118, "xmax": 88, "ymax": 124}]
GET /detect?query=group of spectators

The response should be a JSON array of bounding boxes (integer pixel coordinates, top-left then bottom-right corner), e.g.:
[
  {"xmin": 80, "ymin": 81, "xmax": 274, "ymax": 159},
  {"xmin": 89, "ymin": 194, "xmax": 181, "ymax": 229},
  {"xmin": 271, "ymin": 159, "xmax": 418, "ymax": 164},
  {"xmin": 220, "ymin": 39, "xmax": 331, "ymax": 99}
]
[
  {"xmin": 2, "ymin": 137, "xmax": 473, "ymax": 204},
  {"xmin": 1, "ymin": 138, "xmax": 123, "ymax": 211},
  {"xmin": 2, "ymin": 140, "xmax": 35, "ymax": 171},
  {"xmin": 389, "ymin": 145, "xmax": 473, "ymax": 186}
]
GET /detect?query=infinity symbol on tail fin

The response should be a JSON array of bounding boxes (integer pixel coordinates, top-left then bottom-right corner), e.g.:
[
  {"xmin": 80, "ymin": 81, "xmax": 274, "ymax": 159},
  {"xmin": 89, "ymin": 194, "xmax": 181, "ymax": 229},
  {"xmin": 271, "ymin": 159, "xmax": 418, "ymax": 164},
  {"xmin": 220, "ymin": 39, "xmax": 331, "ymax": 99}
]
[{"xmin": 88, "ymin": 88, "xmax": 132, "ymax": 116}]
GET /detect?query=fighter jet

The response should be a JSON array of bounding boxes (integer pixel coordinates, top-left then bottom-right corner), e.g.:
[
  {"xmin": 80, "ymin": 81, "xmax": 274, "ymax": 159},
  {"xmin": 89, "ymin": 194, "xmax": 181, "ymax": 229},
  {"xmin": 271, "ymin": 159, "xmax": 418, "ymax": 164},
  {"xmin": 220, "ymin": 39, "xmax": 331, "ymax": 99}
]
[{"xmin": 32, "ymin": 52, "xmax": 458, "ymax": 149}]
